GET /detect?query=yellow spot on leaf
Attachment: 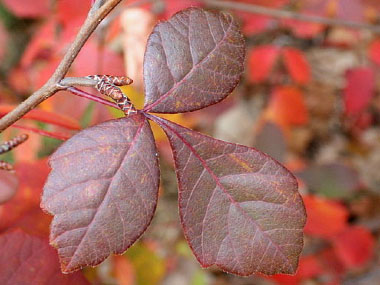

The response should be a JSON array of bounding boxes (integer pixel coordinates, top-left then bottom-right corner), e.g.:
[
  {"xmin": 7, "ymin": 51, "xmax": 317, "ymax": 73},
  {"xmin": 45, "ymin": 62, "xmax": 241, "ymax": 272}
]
[{"xmin": 229, "ymin": 154, "xmax": 253, "ymax": 171}]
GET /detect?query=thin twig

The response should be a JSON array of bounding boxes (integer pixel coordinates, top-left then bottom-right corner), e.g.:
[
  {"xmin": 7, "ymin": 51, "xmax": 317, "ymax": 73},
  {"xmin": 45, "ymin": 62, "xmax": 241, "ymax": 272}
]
[
  {"xmin": 67, "ymin": 87, "xmax": 120, "ymax": 109},
  {"xmin": 60, "ymin": 77, "xmax": 98, "ymax": 88},
  {"xmin": 203, "ymin": 0, "xmax": 380, "ymax": 34},
  {"xmin": 0, "ymin": 0, "xmax": 124, "ymax": 132},
  {"xmin": 91, "ymin": 0, "xmax": 107, "ymax": 15},
  {"xmin": 60, "ymin": 75, "xmax": 133, "ymax": 88}
]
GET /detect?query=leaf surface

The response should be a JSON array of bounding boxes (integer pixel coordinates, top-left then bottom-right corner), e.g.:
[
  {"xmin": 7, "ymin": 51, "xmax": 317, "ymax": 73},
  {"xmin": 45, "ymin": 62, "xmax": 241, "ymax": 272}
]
[
  {"xmin": 41, "ymin": 114, "xmax": 159, "ymax": 273},
  {"xmin": 143, "ymin": 8, "xmax": 245, "ymax": 113},
  {"xmin": 148, "ymin": 114, "xmax": 306, "ymax": 276},
  {"xmin": 0, "ymin": 230, "xmax": 89, "ymax": 284}
]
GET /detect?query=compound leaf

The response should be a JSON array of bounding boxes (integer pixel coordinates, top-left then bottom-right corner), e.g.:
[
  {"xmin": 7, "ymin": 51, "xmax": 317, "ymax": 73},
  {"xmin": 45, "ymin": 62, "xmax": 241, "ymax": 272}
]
[
  {"xmin": 143, "ymin": 8, "xmax": 245, "ymax": 113},
  {"xmin": 149, "ymin": 114, "xmax": 306, "ymax": 276},
  {"xmin": 41, "ymin": 113, "xmax": 159, "ymax": 273}
]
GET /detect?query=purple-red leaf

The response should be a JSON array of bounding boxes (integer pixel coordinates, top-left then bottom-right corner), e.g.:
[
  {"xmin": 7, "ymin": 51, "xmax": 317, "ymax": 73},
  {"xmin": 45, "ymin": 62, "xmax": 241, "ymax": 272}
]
[
  {"xmin": 143, "ymin": 8, "xmax": 245, "ymax": 113},
  {"xmin": 41, "ymin": 114, "xmax": 159, "ymax": 273},
  {"xmin": 148, "ymin": 114, "xmax": 306, "ymax": 276},
  {"xmin": 0, "ymin": 230, "xmax": 89, "ymax": 284}
]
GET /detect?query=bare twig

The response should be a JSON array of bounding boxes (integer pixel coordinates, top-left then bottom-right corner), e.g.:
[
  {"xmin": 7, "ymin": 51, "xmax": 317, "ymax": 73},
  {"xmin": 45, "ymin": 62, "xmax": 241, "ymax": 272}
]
[
  {"xmin": 60, "ymin": 77, "xmax": 99, "ymax": 88},
  {"xmin": 203, "ymin": 0, "xmax": 380, "ymax": 34},
  {"xmin": 91, "ymin": 0, "xmax": 108, "ymax": 15},
  {"xmin": 60, "ymin": 75, "xmax": 133, "ymax": 88},
  {"xmin": 0, "ymin": 0, "xmax": 124, "ymax": 132}
]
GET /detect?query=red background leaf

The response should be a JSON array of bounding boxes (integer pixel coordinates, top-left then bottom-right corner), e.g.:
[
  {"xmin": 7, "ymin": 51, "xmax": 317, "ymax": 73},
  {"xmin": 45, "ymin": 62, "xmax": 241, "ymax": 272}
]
[
  {"xmin": 369, "ymin": 39, "xmax": 380, "ymax": 66},
  {"xmin": 57, "ymin": 0, "xmax": 90, "ymax": 27},
  {"xmin": 162, "ymin": 0, "xmax": 202, "ymax": 18},
  {"xmin": 282, "ymin": 48, "xmax": 311, "ymax": 84},
  {"xmin": 303, "ymin": 195, "xmax": 348, "ymax": 239},
  {"xmin": 2, "ymin": 0, "xmax": 50, "ymax": 18},
  {"xmin": 265, "ymin": 86, "xmax": 308, "ymax": 129},
  {"xmin": 332, "ymin": 226, "xmax": 375, "ymax": 269},
  {"xmin": 268, "ymin": 255, "xmax": 323, "ymax": 284},
  {"xmin": 0, "ymin": 171, "xmax": 18, "ymax": 205},
  {"xmin": 248, "ymin": 45, "xmax": 279, "ymax": 82},
  {"xmin": 0, "ymin": 104, "xmax": 80, "ymax": 130},
  {"xmin": 0, "ymin": 161, "xmax": 50, "ymax": 232},
  {"xmin": 0, "ymin": 230, "xmax": 89, "ymax": 284},
  {"xmin": 344, "ymin": 67, "xmax": 375, "ymax": 115}
]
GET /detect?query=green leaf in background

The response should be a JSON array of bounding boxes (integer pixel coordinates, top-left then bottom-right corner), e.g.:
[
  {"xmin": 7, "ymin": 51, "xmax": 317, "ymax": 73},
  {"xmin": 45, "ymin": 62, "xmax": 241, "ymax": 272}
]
[
  {"xmin": 125, "ymin": 242, "xmax": 165, "ymax": 285},
  {"xmin": 297, "ymin": 163, "xmax": 360, "ymax": 199},
  {"xmin": 176, "ymin": 240, "xmax": 192, "ymax": 257},
  {"xmin": 80, "ymin": 101, "xmax": 95, "ymax": 128},
  {"xmin": 191, "ymin": 270, "xmax": 208, "ymax": 285},
  {"xmin": 36, "ymin": 122, "xmax": 62, "ymax": 158}
]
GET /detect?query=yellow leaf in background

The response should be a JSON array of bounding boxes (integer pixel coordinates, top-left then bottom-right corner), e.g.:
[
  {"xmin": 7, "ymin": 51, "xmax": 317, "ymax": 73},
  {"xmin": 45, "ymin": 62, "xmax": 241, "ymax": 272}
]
[
  {"xmin": 192, "ymin": 270, "xmax": 208, "ymax": 285},
  {"xmin": 121, "ymin": 86, "xmax": 144, "ymax": 109},
  {"xmin": 149, "ymin": 113, "xmax": 196, "ymax": 142},
  {"xmin": 176, "ymin": 240, "xmax": 192, "ymax": 257},
  {"xmin": 108, "ymin": 85, "xmax": 144, "ymax": 118},
  {"xmin": 40, "ymin": 97, "xmax": 54, "ymax": 112},
  {"xmin": 125, "ymin": 242, "xmax": 165, "ymax": 285},
  {"xmin": 112, "ymin": 86, "xmax": 196, "ymax": 142}
]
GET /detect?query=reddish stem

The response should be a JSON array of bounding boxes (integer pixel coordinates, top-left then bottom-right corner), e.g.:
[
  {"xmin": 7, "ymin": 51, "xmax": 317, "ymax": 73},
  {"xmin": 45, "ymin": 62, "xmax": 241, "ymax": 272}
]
[
  {"xmin": 66, "ymin": 87, "xmax": 119, "ymax": 109},
  {"xmin": 12, "ymin": 124, "xmax": 71, "ymax": 140},
  {"xmin": 0, "ymin": 106, "xmax": 80, "ymax": 130}
]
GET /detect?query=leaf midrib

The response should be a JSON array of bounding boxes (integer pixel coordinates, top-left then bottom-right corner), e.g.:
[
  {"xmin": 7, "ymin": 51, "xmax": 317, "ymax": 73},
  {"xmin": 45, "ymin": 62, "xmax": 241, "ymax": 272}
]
[
  {"xmin": 143, "ymin": 12, "xmax": 233, "ymax": 112},
  {"xmin": 154, "ymin": 116, "xmax": 295, "ymax": 272},
  {"xmin": 64, "ymin": 120, "xmax": 145, "ymax": 271}
]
